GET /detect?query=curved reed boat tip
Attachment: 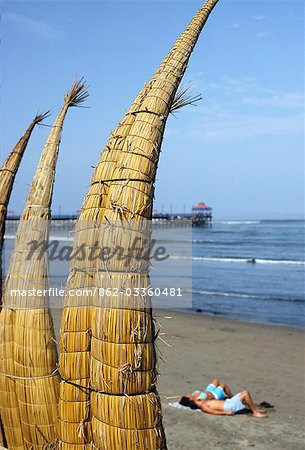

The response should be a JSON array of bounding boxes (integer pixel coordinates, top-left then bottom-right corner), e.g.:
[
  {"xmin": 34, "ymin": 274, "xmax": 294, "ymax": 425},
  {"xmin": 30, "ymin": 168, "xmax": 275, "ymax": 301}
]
[
  {"xmin": 65, "ymin": 77, "xmax": 89, "ymax": 107},
  {"xmin": 34, "ymin": 110, "xmax": 52, "ymax": 123}
]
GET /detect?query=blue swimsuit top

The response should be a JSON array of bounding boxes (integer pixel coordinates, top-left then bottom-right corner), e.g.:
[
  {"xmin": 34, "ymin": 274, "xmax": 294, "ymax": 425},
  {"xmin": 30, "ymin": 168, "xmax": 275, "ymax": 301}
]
[{"xmin": 192, "ymin": 390, "xmax": 208, "ymax": 400}]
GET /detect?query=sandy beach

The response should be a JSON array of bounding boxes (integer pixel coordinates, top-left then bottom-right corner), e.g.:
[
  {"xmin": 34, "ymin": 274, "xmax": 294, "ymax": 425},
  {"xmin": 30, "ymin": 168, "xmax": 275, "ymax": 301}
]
[
  {"xmin": 154, "ymin": 310, "xmax": 305, "ymax": 450},
  {"xmin": 51, "ymin": 308, "xmax": 304, "ymax": 449}
]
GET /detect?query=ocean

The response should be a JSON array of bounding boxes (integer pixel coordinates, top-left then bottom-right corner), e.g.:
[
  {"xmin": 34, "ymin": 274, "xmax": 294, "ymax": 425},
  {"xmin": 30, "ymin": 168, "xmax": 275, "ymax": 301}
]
[
  {"xmin": 188, "ymin": 220, "xmax": 305, "ymax": 328},
  {"xmin": 3, "ymin": 219, "xmax": 305, "ymax": 328}
]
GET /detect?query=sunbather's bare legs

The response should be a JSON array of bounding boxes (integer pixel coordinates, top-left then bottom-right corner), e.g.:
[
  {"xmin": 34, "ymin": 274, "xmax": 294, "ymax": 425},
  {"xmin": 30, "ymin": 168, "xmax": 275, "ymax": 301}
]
[
  {"xmin": 210, "ymin": 379, "xmax": 233, "ymax": 398},
  {"xmin": 220, "ymin": 382, "xmax": 233, "ymax": 398},
  {"xmin": 240, "ymin": 390, "xmax": 266, "ymax": 417}
]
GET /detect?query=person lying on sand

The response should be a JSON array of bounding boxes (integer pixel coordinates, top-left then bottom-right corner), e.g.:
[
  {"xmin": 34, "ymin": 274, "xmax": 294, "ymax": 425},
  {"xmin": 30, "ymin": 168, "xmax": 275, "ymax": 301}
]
[
  {"xmin": 190, "ymin": 378, "xmax": 233, "ymax": 401},
  {"xmin": 181, "ymin": 379, "xmax": 266, "ymax": 418}
]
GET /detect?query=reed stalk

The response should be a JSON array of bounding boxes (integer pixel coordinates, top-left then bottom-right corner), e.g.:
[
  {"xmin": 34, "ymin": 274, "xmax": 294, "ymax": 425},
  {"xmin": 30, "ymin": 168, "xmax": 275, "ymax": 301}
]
[
  {"xmin": 0, "ymin": 112, "xmax": 50, "ymax": 303},
  {"xmin": 0, "ymin": 112, "xmax": 49, "ymax": 449},
  {"xmin": 0, "ymin": 80, "xmax": 88, "ymax": 449},
  {"xmin": 58, "ymin": 1, "xmax": 219, "ymax": 449}
]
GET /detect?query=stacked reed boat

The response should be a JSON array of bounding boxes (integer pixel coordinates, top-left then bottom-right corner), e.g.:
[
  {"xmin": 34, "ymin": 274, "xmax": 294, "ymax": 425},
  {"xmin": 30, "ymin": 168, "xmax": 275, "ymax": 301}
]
[
  {"xmin": 0, "ymin": 112, "xmax": 50, "ymax": 448},
  {"xmin": 58, "ymin": 1, "xmax": 219, "ymax": 448},
  {"xmin": 0, "ymin": 1, "xmax": 219, "ymax": 447},
  {"xmin": 0, "ymin": 81, "xmax": 88, "ymax": 449}
]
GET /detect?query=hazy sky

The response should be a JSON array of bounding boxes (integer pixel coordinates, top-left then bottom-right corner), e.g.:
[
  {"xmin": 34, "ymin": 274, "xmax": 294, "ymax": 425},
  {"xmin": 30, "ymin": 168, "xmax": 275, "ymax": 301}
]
[{"xmin": 1, "ymin": 0, "xmax": 304, "ymax": 219}]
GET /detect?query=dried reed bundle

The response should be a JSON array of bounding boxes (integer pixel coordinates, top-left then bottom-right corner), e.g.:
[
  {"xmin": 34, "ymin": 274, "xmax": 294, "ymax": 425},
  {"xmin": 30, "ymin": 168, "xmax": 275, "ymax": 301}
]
[
  {"xmin": 0, "ymin": 80, "xmax": 88, "ymax": 449},
  {"xmin": 58, "ymin": 1, "xmax": 219, "ymax": 449},
  {"xmin": 0, "ymin": 111, "xmax": 49, "ymax": 449},
  {"xmin": 0, "ymin": 111, "xmax": 50, "ymax": 303},
  {"xmin": 57, "ymin": 36, "xmax": 184, "ymax": 450},
  {"xmin": 56, "ymin": 39, "xmax": 203, "ymax": 450}
]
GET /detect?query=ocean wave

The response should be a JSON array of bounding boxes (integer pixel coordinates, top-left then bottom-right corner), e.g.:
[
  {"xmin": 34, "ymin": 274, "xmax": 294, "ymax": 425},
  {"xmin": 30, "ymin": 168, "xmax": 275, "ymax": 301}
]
[
  {"xmin": 170, "ymin": 255, "xmax": 305, "ymax": 266},
  {"xmin": 216, "ymin": 221, "xmax": 261, "ymax": 225},
  {"xmin": 255, "ymin": 258, "xmax": 305, "ymax": 265},
  {"xmin": 191, "ymin": 239, "xmax": 301, "ymax": 246},
  {"xmin": 192, "ymin": 239, "xmax": 215, "ymax": 244},
  {"xmin": 189, "ymin": 289, "xmax": 305, "ymax": 303}
]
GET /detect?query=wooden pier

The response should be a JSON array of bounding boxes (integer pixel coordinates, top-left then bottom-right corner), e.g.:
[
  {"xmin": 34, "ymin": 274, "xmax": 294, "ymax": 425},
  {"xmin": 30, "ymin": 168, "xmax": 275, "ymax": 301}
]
[{"xmin": 7, "ymin": 206, "xmax": 213, "ymax": 229}]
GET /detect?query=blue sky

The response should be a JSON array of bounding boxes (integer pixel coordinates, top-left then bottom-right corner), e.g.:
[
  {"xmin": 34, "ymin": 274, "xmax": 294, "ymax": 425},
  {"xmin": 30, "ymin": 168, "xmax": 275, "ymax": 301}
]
[{"xmin": 1, "ymin": 0, "xmax": 304, "ymax": 219}]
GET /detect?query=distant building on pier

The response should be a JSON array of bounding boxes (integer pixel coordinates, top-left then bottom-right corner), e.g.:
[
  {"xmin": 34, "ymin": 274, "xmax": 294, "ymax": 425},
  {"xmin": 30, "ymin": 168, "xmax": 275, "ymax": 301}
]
[{"xmin": 192, "ymin": 201, "xmax": 212, "ymax": 219}]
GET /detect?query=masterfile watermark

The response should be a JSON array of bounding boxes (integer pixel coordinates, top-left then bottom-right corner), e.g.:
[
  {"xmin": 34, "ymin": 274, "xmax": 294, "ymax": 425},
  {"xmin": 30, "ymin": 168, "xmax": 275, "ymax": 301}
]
[
  {"xmin": 3, "ymin": 219, "xmax": 192, "ymax": 309},
  {"xmin": 25, "ymin": 237, "xmax": 170, "ymax": 265},
  {"xmin": 8, "ymin": 287, "xmax": 183, "ymax": 298}
]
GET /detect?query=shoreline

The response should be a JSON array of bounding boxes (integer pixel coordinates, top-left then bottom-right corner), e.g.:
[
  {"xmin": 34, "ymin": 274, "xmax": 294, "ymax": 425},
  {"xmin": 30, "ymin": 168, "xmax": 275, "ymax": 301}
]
[{"xmin": 173, "ymin": 307, "xmax": 305, "ymax": 331}]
